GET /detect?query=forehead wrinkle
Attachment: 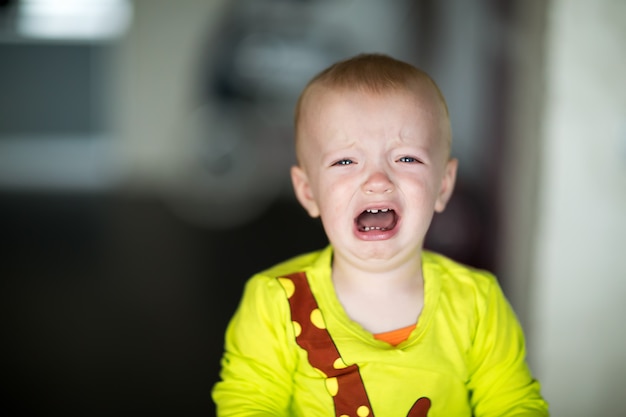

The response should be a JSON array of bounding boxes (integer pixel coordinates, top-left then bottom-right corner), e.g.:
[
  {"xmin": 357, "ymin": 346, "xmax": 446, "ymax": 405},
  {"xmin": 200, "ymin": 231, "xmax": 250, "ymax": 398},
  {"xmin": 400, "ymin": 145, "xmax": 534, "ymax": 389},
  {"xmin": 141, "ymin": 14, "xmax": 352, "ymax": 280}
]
[
  {"xmin": 320, "ymin": 134, "xmax": 358, "ymax": 162},
  {"xmin": 297, "ymin": 84, "xmax": 451, "ymax": 163}
]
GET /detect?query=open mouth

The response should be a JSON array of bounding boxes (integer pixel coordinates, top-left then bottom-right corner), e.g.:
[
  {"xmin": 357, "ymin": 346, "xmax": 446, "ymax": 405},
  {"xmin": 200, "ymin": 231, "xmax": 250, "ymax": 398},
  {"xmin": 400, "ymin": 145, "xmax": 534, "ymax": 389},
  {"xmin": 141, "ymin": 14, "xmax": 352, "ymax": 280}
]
[{"xmin": 356, "ymin": 208, "xmax": 398, "ymax": 232}]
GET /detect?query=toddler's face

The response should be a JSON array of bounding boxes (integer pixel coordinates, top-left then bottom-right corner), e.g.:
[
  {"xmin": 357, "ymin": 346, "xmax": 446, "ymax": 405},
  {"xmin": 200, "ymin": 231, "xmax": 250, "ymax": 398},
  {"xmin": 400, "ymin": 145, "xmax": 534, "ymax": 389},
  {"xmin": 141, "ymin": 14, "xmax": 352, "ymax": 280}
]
[{"xmin": 291, "ymin": 86, "xmax": 457, "ymax": 265}]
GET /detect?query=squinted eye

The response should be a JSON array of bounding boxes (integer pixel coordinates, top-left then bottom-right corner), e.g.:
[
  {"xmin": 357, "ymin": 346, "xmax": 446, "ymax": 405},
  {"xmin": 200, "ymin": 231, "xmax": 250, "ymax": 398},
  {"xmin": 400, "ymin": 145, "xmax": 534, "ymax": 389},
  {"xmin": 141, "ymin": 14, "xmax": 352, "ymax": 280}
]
[
  {"xmin": 333, "ymin": 159, "xmax": 354, "ymax": 166},
  {"xmin": 398, "ymin": 156, "xmax": 418, "ymax": 163}
]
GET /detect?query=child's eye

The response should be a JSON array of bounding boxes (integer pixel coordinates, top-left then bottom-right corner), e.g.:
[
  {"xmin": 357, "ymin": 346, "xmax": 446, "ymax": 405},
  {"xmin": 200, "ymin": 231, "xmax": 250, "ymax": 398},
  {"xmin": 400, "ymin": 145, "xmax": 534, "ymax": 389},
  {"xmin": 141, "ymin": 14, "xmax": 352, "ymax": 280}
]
[
  {"xmin": 332, "ymin": 159, "xmax": 354, "ymax": 166},
  {"xmin": 398, "ymin": 156, "xmax": 419, "ymax": 163}
]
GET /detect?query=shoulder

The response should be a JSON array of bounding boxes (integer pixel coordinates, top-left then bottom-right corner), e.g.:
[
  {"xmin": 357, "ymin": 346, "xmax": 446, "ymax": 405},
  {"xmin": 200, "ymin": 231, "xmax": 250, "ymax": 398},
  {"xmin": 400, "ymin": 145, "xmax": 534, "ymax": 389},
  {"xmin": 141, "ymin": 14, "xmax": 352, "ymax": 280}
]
[
  {"xmin": 422, "ymin": 250, "xmax": 501, "ymax": 301},
  {"xmin": 243, "ymin": 246, "xmax": 329, "ymax": 295},
  {"xmin": 256, "ymin": 246, "xmax": 328, "ymax": 279},
  {"xmin": 421, "ymin": 251, "xmax": 517, "ymax": 343}
]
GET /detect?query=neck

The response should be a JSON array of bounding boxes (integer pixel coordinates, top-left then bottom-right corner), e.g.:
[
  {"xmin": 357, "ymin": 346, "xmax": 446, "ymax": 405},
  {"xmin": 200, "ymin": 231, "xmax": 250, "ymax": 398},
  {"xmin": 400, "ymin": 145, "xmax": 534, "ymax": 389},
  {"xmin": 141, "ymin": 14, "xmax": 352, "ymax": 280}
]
[
  {"xmin": 331, "ymin": 249, "xmax": 424, "ymax": 293},
  {"xmin": 330, "ymin": 248, "xmax": 426, "ymax": 334}
]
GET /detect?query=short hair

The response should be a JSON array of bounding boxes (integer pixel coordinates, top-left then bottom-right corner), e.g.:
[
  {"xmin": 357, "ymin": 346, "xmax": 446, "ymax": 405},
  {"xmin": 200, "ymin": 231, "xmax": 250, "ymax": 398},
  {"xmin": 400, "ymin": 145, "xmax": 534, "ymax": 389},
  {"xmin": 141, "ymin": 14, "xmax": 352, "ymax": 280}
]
[
  {"xmin": 294, "ymin": 53, "xmax": 451, "ymax": 156},
  {"xmin": 295, "ymin": 53, "xmax": 449, "ymax": 127}
]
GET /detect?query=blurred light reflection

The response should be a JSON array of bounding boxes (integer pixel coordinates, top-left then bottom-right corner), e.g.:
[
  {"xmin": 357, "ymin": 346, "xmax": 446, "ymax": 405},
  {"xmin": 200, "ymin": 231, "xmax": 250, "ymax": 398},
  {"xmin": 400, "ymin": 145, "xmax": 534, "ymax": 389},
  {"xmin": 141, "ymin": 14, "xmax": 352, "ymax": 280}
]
[{"xmin": 18, "ymin": 0, "xmax": 132, "ymax": 40}]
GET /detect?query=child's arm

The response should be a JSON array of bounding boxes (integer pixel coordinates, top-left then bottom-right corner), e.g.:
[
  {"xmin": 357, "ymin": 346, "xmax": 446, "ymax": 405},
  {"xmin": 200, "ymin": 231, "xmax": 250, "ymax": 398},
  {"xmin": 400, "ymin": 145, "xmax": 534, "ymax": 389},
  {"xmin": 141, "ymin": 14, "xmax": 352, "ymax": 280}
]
[
  {"xmin": 467, "ymin": 275, "xmax": 549, "ymax": 416},
  {"xmin": 212, "ymin": 277, "xmax": 297, "ymax": 417}
]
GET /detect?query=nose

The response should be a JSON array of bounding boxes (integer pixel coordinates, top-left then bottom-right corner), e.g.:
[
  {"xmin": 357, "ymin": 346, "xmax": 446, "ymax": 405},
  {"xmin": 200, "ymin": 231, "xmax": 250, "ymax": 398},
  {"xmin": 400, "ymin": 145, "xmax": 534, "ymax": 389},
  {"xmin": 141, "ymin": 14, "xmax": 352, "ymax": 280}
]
[{"xmin": 362, "ymin": 170, "xmax": 394, "ymax": 194}]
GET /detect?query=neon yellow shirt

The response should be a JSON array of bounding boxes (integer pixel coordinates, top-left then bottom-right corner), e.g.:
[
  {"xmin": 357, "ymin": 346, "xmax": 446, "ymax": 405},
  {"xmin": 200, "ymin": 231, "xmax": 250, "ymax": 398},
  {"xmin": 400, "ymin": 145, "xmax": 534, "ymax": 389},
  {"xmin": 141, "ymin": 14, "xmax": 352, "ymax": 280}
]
[{"xmin": 212, "ymin": 246, "xmax": 548, "ymax": 416}]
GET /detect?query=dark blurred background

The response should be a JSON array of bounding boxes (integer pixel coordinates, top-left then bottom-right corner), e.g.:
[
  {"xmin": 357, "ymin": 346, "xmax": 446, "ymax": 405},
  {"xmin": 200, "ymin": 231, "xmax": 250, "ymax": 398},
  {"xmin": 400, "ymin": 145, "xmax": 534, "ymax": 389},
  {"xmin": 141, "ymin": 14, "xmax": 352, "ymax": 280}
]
[{"xmin": 2, "ymin": 1, "xmax": 624, "ymax": 416}]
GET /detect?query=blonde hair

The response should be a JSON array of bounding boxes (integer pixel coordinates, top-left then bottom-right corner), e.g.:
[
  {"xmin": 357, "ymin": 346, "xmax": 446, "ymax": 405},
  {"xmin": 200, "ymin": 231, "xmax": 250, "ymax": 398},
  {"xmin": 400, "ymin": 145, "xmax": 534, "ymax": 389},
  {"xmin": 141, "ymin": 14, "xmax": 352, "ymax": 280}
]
[{"xmin": 294, "ymin": 53, "xmax": 451, "ymax": 156}]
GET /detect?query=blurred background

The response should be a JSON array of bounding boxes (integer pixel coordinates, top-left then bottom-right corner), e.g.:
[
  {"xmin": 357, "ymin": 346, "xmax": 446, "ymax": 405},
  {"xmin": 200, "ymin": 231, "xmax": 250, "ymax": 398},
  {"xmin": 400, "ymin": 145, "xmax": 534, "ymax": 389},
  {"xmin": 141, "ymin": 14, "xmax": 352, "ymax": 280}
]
[{"xmin": 1, "ymin": 0, "xmax": 624, "ymax": 416}]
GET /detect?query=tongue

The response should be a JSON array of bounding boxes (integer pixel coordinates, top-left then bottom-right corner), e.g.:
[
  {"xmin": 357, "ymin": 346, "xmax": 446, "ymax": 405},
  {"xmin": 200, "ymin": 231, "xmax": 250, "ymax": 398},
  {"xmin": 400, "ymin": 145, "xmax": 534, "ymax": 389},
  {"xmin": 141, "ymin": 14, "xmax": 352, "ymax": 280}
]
[{"xmin": 358, "ymin": 211, "xmax": 395, "ymax": 231}]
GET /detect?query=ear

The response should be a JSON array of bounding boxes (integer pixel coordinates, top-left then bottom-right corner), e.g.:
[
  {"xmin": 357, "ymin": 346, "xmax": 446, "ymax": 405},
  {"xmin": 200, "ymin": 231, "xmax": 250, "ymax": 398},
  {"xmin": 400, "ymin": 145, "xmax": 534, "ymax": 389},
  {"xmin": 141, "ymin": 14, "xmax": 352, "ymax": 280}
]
[
  {"xmin": 434, "ymin": 158, "xmax": 458, "ymax": 213},
  {"xmin": 291, "ymin": 165, "xmax": 320, "ymax": 218}
]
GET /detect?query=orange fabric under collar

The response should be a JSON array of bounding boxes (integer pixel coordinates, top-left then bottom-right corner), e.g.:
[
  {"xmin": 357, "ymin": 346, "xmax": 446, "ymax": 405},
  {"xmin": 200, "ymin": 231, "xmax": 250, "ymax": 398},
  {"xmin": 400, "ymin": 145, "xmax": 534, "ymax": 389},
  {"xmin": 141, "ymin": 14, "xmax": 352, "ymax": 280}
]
[{"xmin": 374, "ymin": 324, "xmax": 417, "ymax": 346}]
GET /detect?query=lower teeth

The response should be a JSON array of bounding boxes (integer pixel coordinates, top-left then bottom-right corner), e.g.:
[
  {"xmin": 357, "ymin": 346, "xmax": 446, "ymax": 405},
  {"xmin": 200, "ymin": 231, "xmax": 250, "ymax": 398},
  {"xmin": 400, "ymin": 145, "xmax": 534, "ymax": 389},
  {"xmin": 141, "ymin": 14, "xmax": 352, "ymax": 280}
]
[{"xmin": 363, "ymin": 227, "xmax": 387, "ymax": 231}]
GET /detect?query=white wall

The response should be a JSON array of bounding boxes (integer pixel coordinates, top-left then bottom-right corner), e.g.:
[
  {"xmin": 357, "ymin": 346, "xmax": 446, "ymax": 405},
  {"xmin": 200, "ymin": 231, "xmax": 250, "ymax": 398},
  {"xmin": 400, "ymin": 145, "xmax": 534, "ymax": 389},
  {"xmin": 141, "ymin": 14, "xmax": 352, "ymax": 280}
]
[{"xmin": 530, "ymin": 1, "xmax": 626, "ymax": 415}]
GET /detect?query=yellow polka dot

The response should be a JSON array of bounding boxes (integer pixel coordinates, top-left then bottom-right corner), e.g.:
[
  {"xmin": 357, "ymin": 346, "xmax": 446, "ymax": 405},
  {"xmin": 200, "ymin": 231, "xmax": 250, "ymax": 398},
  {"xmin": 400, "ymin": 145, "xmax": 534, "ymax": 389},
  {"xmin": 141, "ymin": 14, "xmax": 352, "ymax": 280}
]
[
  {"xmin": 333, "ymin": 358, "xmax": 348, "ymax": 369},
  {"xmin": 292, "ymin": 321, "xmax": 301, "ymax": 337},
  {"xmin": 325, "ymin": 377, "xmax": 338, "ymax": 396},
  {"xmin": 310, "ymin": 308, "xmax": 326, "ymax": 329},
  {"xmin": 339, "ymin": 415, "xmax": 349, "ymax": 417},
  {"xmin": 357, "ymin": 405, "xmax": 370, "ymax": 417},
  {"xmin": 278, "ymin": 278, "xmax": 295, "ymax": 298}
]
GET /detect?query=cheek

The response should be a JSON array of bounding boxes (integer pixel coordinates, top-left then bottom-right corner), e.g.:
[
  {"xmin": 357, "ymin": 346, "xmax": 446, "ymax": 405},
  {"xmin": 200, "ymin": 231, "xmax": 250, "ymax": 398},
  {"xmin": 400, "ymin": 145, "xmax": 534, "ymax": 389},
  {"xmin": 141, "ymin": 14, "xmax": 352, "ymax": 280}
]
[
  {"xmin": 318, "ymin": 183, "xmax": 352, "ymax": 223},
  {"xmin": 404, "ymin": 177, "xmax": 439, "ymax": 208},
  {"xmin": 320, "ymin": 194, "xmax": 346, "ymax": 221}
]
